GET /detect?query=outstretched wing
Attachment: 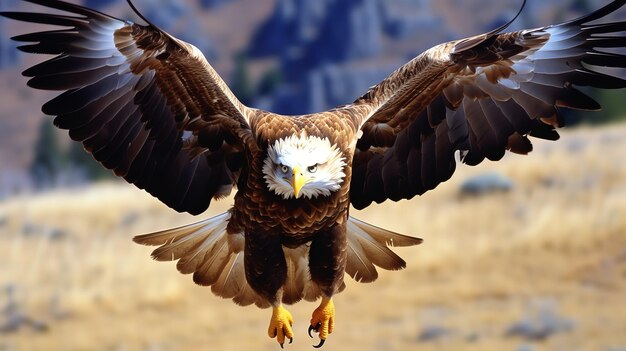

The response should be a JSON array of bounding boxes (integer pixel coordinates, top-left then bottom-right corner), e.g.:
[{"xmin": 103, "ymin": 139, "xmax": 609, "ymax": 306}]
[
  {"xmin": 350, "ymin": 0, "xmax": 626, "ymax": 210},
  {"xmin": 1, "ymin": 0, "xmax": 255, "ymax": 215}
]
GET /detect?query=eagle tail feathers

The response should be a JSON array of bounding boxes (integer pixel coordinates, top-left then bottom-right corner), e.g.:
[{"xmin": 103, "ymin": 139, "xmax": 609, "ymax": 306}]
[{"xmin": 282, "ymin": 246, "xmax": 320, "ymax": 305}]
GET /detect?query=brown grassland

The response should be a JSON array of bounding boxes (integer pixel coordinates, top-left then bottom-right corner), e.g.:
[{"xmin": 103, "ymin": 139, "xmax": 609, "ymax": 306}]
[{"xmin": 1, "ymin": 123, "xmax": 626, "ymax": 351}]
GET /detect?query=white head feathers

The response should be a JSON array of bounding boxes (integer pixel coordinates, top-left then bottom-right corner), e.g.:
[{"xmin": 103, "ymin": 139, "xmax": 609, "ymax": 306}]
[{"xmin": 263, "ymin": 134, "xmax": 347, "ymax": 200}]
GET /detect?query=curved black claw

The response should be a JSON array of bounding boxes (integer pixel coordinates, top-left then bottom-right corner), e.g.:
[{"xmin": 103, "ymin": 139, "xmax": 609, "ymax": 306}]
[
  {"xmin": 279, "ymin": 337, "xmax": 293, "ymax": 349},
  {"xmin": 313, "ymin": 339, "xmax": 326, "ymax": 348},
  {"xmin": 308, "ymin": 323, "xmax": 321, "ymax": 338}
]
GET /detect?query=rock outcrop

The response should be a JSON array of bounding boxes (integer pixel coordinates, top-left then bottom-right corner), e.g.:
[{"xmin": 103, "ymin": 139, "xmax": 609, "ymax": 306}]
[{"xmin": 247, "ymin": 0, "xmax": 446, "ymax": 114}]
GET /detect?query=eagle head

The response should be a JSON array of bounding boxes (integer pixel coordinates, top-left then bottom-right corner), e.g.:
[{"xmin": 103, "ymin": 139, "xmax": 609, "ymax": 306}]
[{"xmin": 262, "ymin": 134, "xmax": 347, "ymax": 200}]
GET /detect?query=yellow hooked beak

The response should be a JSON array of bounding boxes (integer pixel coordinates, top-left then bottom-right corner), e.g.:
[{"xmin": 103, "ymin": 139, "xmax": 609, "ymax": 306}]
[{"xmin": 292, "ymin": 166, "xmax": 306, "ymax": 199}]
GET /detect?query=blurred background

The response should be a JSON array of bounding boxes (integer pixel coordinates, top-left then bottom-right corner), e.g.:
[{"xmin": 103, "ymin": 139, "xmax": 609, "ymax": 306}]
[{"xmin": 1, "ymin": 0, "xmax": 626, "ymax": 350}]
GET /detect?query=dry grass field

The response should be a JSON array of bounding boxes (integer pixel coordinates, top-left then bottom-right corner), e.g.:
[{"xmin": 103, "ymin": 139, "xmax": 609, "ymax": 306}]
[{"xmin": 1, "ymin": 123, "xmax": 626, "ymax": 351}]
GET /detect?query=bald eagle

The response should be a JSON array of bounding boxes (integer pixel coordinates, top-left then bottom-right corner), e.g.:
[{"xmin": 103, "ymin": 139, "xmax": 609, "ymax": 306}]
[{"xmin": 3, "ymin": 0, "xmax": 626, "ymax": 347}]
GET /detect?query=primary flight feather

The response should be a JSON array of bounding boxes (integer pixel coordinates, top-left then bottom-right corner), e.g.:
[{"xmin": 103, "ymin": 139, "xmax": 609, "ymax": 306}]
[{"xmin": 2, "ymin": 0, "xmax": 626, "ymax": 347}]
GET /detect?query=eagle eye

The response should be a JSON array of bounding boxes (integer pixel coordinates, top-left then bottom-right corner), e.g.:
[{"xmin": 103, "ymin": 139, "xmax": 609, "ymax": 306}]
[
  {"xmin": 280, "ymin": 164, "xmax": 290, "ymax": 174},
  {"xmin": 307, "ymin": 165, "xmax": 318, "ymax": 173}
]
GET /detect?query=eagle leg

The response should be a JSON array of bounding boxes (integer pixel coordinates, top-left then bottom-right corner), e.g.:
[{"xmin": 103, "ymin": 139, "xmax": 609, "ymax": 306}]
[
  {"xmin": 308, "ymin": 297, "xmax": 335, "ymax": 348},
  {"xmin": 268, "ymin": 304, "xmax": 294, "ymax": 348},
  {"xmin": 306, "ymin": 224, "xmax": 346, "ymax": 348},
  {"xmin": 243, "ymin": 231, "xmax": 292, "ymax": 346}
]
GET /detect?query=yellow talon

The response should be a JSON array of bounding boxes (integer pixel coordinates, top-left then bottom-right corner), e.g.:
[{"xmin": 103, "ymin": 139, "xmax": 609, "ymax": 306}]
[
  {"xmin": 309, "ymin": 297, "xmax": 335, "ymax": 347},
  {"xmin": 268, "ymin": 305, "xmax": 294, "ymax": 348}
]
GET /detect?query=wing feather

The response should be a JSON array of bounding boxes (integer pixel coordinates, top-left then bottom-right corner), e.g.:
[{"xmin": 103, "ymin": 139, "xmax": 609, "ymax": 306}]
[
  {"xmin": 350, "ymin": 0, "xmax": 626, "ymax": 209},
  {"xmin": 345, "ymin": 217, "xmax": 422, "ymax": 283},
  {"xmin": 1, "ymin": 0, "xmax": 256, "ymax": 215},
  {"xmin": 134, "ymin": 213, "xmax": 270, "ymax": 308}
]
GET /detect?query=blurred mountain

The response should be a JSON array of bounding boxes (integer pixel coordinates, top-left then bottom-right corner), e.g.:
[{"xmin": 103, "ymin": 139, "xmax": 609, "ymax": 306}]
[
  {"xmin": 84, "ymin": 0, "xmax": 117, "ymax": 7},
  {"xmin": 248, "ymin": 0, "xmax": 452, "ymax": 113},
  {"xmin": 0, "ymin": 0, "xmax": 623, "ymax": 196},
  {"xmin": 250, "ymin": 0, "xmax": 384, "ymax": 65},
  {"xmin": 199, "ymin": 0, "xmax": 233, "ymax": 9},
  {"xmin": 0, "ymin": 0, "xmax": 19, "ymax": 69}
]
